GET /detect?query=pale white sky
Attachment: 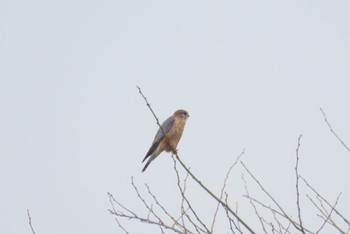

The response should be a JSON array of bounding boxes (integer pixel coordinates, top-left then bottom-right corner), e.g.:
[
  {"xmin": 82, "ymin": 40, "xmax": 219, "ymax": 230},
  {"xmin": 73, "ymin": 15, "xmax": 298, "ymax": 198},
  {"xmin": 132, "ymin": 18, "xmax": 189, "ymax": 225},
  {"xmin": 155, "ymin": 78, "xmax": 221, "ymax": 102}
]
[{"xmin": 0, "ymin": 1, "xmax": 349, "ymax": 233}]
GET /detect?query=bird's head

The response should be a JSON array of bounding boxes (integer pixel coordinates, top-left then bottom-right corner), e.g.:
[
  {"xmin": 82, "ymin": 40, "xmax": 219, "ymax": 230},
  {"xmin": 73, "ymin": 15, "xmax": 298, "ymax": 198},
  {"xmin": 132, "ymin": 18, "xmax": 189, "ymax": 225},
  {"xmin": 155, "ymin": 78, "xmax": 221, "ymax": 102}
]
[{"xmin": 174, "ymin": 109, "xmax": 189, "ymax": 120}]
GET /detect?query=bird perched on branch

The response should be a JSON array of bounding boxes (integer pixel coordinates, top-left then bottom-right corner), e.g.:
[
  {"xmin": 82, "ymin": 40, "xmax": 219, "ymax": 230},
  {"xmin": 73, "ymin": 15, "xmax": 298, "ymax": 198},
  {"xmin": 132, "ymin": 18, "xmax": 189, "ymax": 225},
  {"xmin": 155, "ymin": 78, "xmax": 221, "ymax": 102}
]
[{"xmin": 142, "ymin": 109, "xmax": 189, "ymax": 172}]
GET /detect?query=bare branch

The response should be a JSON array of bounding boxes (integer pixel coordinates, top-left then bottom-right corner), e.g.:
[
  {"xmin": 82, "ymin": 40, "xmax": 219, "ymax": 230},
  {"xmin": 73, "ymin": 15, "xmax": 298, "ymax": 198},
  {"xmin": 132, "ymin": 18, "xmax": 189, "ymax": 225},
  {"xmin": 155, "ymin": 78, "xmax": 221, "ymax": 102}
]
[
  {"xmin": 307, "ymin": 194, "xmax": 346, "ymax": 234},
  {"xmin": 241, "ymin": 161, "xmax": 294, "ymax": 227},
  {"xmin": 137, "ymin": 86, "xmax": 166, "ymax": 136},
  {"xmin": 131, "ymin": 177, "xmax": 164, "ymax": 224},
  {"xmin": 211, "ymin": 148, "xmax": 245, "ymax": 233},
  {"xmin": 115, "ymin": 218, "xmax": 131, "ymax": 234},
  {"xmin": 300, "ymin": 176, "xmax": 350, "ymax": 226},
  {"xmin": 108, "ymin": 192, "xmax": 184, "ymax": 233},
  {"xmin": 224, "ymin": 193, "xmax": 243, "ymax": 234},
  {"xmin": 295, "ymin": 134, "xmax": 305, "ymax": 233},
  {"xmin": 176, "ymin": 154, "xmax": 256, "ymax": 234},
  {"xmin": 316, "ymin": 193, "xmax": 342, "ymax": 233},
  {"xmin": 172, "ymin": 156, "xmax": 209, "ymax": 233},
  {"xmin": 317, "ymin": 195, "xmax": 346, "ymax": 233},
  {"xmin": 27, "ymin": 209, "xmax": 36, "ymax": 234},
  {"xmin": 320, "ymin": 108, "xmax": 350, "ymax": 153},
  {"xmin": 245, "ymin": 194, "xmax": 299, "ymax": 234},
  {"xmin": 243, "ymin": 196, "xmax": 287, "ymax": 226},
  {"xmin": 242, "ymin": 174, "xmax": 268, "ymax": 234},
  {"xmin": 241, "ymin": 161, "xmax": 313, "ymax": 233},
  {"xmin": 108, "ymin": 192, "xmax": 138, "ymax": 218},
  {"xmin": 271, "ymin": 209, "xmax": 284, "ymax": 234},
  {"xmin": 159, "ymin": 225, "xmax": 166, "ymax": 234},
  {"xmin": 144, "ymin": 183, "xmax": 184, "ymax": 231}
]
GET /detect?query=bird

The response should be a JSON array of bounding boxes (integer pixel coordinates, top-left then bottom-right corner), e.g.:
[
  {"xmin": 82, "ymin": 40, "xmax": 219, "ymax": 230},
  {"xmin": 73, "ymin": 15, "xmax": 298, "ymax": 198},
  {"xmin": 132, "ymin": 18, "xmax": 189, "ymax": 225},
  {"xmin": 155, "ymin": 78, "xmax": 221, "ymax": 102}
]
[{"xmin": 142, "ymin": 109, "xmax": 189, "ymax": 172}]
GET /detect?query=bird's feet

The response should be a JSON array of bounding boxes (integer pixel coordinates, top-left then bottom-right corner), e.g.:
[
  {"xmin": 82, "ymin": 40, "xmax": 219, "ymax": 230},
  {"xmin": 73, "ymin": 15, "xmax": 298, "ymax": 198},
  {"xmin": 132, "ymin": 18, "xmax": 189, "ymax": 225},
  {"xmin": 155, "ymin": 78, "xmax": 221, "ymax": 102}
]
[{"xmin": 171, "ymin": 148, "xmax": 178, "ymax": 155}]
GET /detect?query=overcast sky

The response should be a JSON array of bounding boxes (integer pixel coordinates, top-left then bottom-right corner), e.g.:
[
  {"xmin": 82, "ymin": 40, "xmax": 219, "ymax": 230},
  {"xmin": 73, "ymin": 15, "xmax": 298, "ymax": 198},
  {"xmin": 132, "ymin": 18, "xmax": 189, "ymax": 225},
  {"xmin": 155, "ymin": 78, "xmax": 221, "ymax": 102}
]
[{"xmin": 1, "ymin": 1, "xmax": 349, "ymax": 233}]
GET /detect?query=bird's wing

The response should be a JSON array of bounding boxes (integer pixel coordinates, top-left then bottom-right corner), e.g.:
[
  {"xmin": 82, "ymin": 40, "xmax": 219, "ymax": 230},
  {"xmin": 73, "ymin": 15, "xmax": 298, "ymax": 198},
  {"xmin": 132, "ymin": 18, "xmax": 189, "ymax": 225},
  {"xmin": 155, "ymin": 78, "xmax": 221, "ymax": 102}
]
[
  {"xmin": 141, "ymin": 116, "xmax": 175, "ymax": 164},
  {"xmin": 152, "ymin": 116, "xmax": 175, "ymax": 143}
]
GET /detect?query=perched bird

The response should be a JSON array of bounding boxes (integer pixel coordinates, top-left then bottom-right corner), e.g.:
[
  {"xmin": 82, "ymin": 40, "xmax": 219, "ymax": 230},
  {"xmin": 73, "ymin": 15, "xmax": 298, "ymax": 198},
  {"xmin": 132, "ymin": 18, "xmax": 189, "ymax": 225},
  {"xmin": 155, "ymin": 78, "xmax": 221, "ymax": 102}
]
[{"xmin": 142, "ymin": 109, "xmax": 189, "ymax": 172}]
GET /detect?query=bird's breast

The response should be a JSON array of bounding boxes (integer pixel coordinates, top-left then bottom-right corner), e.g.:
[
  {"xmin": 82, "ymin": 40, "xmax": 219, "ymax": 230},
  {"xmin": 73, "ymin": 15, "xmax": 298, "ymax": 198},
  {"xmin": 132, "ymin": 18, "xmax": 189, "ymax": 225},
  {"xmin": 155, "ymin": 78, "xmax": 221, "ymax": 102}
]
[{"xmin": 166, "ymin": 118, "xmax": 186, "ymax": 146}]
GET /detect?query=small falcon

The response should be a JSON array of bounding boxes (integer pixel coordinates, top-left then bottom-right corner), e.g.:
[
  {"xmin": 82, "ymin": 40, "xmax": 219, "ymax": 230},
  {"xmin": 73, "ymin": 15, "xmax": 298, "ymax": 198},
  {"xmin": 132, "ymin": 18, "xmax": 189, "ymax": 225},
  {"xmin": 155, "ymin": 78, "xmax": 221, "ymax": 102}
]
[{"xmin": 142, "ymin": 109, "xmax": 189, "ymax": 172}]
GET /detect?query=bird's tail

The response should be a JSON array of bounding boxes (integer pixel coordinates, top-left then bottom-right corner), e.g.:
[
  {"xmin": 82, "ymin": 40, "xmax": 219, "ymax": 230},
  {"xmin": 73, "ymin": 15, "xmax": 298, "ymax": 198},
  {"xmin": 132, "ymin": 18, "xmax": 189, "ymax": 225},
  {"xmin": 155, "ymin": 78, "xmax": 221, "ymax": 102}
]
[
  {"xmin": 142, "ymin": 156, "xmax": 154, "ymax": 172},
  {"xmin": 141, "ymin": 142, "xmax": 160, "ymax": 172},
  {"xmin": 142, "ymin": 142, "xmax": 159, "ymax": 163}
]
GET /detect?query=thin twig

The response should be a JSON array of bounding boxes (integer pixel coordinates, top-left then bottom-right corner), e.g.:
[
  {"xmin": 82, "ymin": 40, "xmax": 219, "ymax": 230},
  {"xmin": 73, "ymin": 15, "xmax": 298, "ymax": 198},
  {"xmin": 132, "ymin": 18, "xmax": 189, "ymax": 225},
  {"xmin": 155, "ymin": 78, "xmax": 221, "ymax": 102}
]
[
  {"xmin": 115, "ymin": 218, "xmax": 131, "ymax": 234},
  {"xmin": 241, "ymin": 161, "xmax": 313, "ymax": 234},
  {"xmin": 320, "ymin": 108, "xmax": 350, "ymax": 152},
  {"xmin": 144, "ymin": 183, "xmax": 185, "ymax": 231},
  {"xmin": 271, "ymin": 209, "xmax": 283, "ymax": 234},
  {"xmin": 242, "ymin": 174, "xmax": 268, "ymax": 234},
  {"xmin": 176, "ymin": 154, "xmax": 256, "ymax": 234},
  {"xmin": 243, "ymin": 194, "xmax": 313, "ymax": 233},
  {"xmin": 137, "ymin": 86, "xmax": 166, "ymax": 136},
  {"xmin": 27, "ymin": 209, "xmax": 36, "ymax": 234},
  {"xmin": 172, "ymin": 156, "xmax": 209, "ymax": 233},
  {"xmin": 295, "ymin": 134, "xmax": 305, "ymax": 233},
  {"xmin": 108, "ymin": 192, "xmax": 184, "ymax": 233},
  {"xmin": 211, "ymin": 149, "xmax": 245, "ymax": 233},
  {"xmin": 316, "ymin": 193, "xmax": 342, "ymax": 233},
  {"xmin": 113, "ymin": 211, "xmax": 183, "ymax": 233},
  {"xmin": 131, "ymin": 177, "xmax": 164, "ymax": 224},
  {"xmin": 307, "ymin": 194, "xmax": 346, "ymax": 234},
  {"xmin": 224, "ymin": 193, "xmax": 242, "ymax": 234},
  {"xmin": 317, "ymin": 195, "xmax": 346, "ymax": 233},
  {"xmin": 172, "ymin": 157, "xmax": 187, "ymax": 231},
  {"xmin": 108, "ymin": 192, "xmax": 138, "ymax": 217},
  {"xmin": 180, "ymin": 165, "xmax": 203, "ymax": 234},
  {"xmin": 300, "ymin": 176, "xmax": 350, "ymax": 226},
  {"xmin": 241, "ymin": 161, "xmax": 296, "ymax": 229}
]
